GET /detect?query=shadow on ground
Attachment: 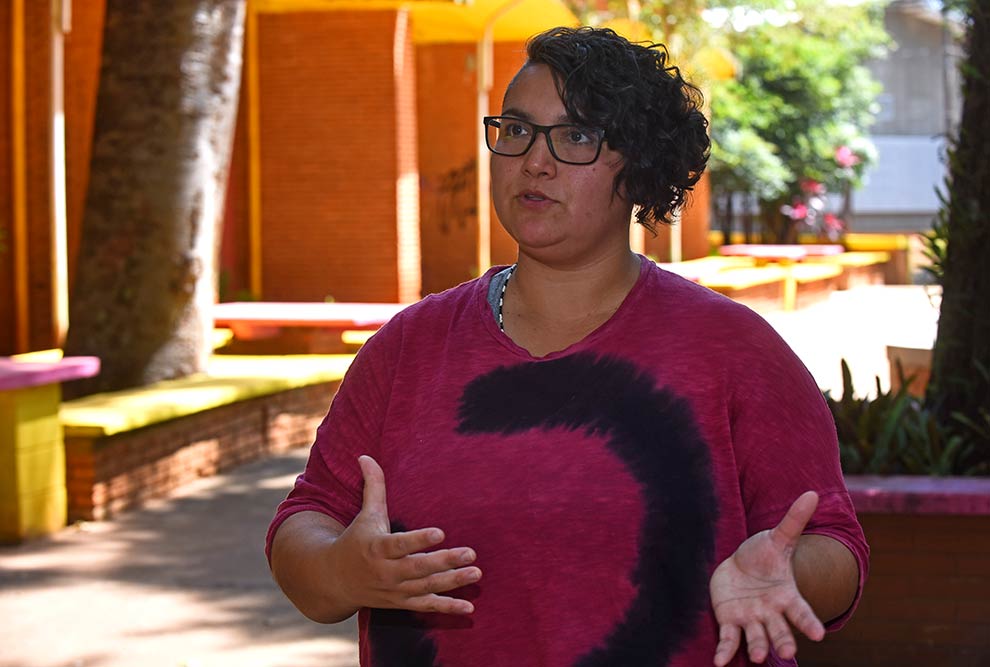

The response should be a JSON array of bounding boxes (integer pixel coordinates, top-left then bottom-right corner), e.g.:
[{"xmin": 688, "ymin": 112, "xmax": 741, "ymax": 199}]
[{"xmin": 0, "ymin": 449, "xmax": 359, "ymax": 667}]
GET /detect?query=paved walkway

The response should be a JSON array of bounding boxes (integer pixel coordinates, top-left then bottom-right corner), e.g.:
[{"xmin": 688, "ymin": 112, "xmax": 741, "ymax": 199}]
[
  {"xmin": 0, "ymin": 285, "xmax": 940, "ymax": 667},
  {"xmin": 0, "ymin": 450, "xmax": 358, "ymax": 667}
]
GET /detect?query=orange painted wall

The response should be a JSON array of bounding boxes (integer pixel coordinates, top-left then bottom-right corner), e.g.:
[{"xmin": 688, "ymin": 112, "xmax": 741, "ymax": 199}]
[
  {"xmin": 0, "ymin": 1, "xmax": 13, "ymax": 353},
  {"xmin": 0, "ymin": 1, "xmax": 58, "ymax": 354},
  {"xmin": 644, "ymin": 171, "xmax": 712, "ymax": 262},
  {"xmin": 255, "ymin": 9, "xmax": 419, "ymax": 303},
  {"xmin": 416, "ymin": 42, "xmax": 478, "ymax": 295},
  {"xmin": 489, "ymin": 41, "xmax": 528, "ymax": 267},
  {"xmin": 220, "ymin": 63, "xmax": 250, "ymax": 302},
  {"xmin": 64, "ymin": 0, "xmax": 106, "ymax": 298}
]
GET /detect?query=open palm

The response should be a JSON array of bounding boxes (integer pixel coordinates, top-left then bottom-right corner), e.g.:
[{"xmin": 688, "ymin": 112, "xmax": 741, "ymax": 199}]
[{"xmin": 709, "ymin": 491, "xmax": 825, "ymax": 665}]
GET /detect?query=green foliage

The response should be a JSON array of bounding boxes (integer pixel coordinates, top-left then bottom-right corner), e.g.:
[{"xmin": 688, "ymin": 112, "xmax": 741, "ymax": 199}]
[
  {"xmin": 709, "ymin": 127, "xmax": 791, "ymax": 201},
  {"xmin": 921, "ymin": 183, "xmax": 951, "ymax": 284},
  {"xmin": 708, "ymin": 0, "xmax": 888, "ymax": 234},
  {"xmin": 827, "ymin": 359, "xmax": 990, "ymax": 476}
]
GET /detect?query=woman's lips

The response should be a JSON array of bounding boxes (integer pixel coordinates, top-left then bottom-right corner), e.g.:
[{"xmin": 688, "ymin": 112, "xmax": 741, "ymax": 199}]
[{"xmin": 518, "ymin": 190, "xmax": 556, "ymax": 209}]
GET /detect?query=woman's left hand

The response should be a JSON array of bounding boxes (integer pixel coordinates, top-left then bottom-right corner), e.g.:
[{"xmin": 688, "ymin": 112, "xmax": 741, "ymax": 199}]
[{"xmin": 709, "ymin": 491, "xmax": 825, "ymax": 666}]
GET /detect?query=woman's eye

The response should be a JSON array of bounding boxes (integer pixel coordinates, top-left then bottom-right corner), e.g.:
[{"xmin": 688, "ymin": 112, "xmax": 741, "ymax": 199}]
[
  {"xmin": 566, "ymin": 128, "xmax": 593, "ymax": 144},
  {"xmin": 504, "ymin": 122, "xmax": 529, "ymax": 137}
]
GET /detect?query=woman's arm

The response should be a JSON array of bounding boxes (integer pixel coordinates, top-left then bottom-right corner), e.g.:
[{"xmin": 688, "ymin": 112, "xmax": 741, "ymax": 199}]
[{"xmin": 793, "ymin": 532, "xmax": 859, "ymax": 624}]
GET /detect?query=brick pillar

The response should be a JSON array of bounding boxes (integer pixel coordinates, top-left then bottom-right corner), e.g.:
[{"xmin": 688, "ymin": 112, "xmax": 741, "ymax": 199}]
[
  {"xmin": 0, "ymin": 1, "xmax": 58, "ymax": 353},
  {"xmin": 256, "ymin": 9, "xmax": 420, "ymax": 303}
]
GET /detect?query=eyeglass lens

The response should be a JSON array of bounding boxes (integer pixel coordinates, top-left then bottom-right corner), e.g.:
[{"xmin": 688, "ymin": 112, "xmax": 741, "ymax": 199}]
[{"xmin": 486, "ymin": 118, "xmax": 602, "ymax": 165}]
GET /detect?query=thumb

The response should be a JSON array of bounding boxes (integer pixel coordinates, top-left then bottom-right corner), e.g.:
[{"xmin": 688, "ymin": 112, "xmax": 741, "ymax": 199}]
[
  {"xmin": 772, "ymin": 490, "xmax": 819, "ymax": 547},
  {"xmin": 358, "ymin": 455, "xmax": 389, "ymax": 523}
]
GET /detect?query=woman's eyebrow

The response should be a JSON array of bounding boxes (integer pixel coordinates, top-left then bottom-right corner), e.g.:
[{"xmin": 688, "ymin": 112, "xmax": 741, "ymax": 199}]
[
  {"xmin": 500, "ymin": 108, "xmax": 533, "ymax": 120},
  {"xmin": 500, "ymin": 108, "xmax": 573, "ymax": 124}
]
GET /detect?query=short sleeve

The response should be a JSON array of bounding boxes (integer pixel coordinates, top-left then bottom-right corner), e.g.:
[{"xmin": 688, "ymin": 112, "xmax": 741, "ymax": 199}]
[
  {"xmin": 728, "ymin": 313, "xmax": 869, "ymax": 630},
  {"xmin": 264, "ymin": 316, "xmax": 403, "ymax": 563}
]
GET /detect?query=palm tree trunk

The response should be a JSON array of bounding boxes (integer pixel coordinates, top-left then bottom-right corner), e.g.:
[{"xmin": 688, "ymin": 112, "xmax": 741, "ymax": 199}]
[{"xmin": 928, "ymin": 1, "xmax": 990, "ymax": 446}]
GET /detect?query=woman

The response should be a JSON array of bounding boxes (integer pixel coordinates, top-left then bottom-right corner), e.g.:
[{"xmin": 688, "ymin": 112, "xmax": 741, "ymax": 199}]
[{"xmin": 267, "ymin": 27, "xmax": 867, "ymax": 667}]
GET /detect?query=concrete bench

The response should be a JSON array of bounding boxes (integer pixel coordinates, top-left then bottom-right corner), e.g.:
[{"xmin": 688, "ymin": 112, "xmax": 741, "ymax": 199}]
[{"xmin": 61, "ymin": 354, "xmax": 353, "ymax": 521}]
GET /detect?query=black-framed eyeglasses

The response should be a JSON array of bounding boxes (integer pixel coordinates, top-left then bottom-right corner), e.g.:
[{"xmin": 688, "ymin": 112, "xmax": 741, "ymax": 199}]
[{"xmin": 483, "ymin": 116, "xmax": 606, "ymax": 165}]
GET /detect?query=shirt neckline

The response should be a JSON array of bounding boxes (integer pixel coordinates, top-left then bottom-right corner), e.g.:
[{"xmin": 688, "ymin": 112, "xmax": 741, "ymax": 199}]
[{"xmin": 478, "ymin": 255, "xmax": 652, "ymax": 361}]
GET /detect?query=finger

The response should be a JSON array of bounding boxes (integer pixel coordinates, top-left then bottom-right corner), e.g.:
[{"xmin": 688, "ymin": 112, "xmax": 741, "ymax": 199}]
[
  {"xmin": 771, "ymin": 491, "xmax": 819, "ymax": 548},
  {"xmin": 405, "ymin": 593, "xmax": 475, "ymax": 615},
  {"xmin": 713, "ymin": 624, "xmax": 741, "ymax": 667},
  {"xmin": 399, "ymin": 565, "xmax": 482, "ymax": 596},
  {"xmin": 358, "ymin": 455, "xmax": 388, "ymax": 521},
  {"xmin": 744, "ymin": 621, "xmax": 770, "ymax": 663},
  {"xmin": 398, "ymin": 547, "xmax": 476, "ymax": 578},
  {"xmin": 379, "ymin": 527, "xmax": 446, "ymax": 560},
  {"xmin": 766, "ymin": 614, "xmax": 798, "ymax": 660},
  {"xmin": 786, "ymin": 595, "xmax": 825, "ymax": 642}
]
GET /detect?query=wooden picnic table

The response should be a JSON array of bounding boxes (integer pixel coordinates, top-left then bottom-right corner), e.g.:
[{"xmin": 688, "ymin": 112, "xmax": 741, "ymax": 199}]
[
  {"xmin": 212, "ymin": 301, "xmax": 409, "ymax": 343},
  {"xmin": 716, "ymin": 244, "xmax": 845, "ymax": 310}
]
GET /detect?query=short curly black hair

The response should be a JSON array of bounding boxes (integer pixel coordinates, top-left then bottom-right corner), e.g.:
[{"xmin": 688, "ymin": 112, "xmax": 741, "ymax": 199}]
[{"xmin": 523, "ymin": 26, "xmax": 710, "ymax": 232}]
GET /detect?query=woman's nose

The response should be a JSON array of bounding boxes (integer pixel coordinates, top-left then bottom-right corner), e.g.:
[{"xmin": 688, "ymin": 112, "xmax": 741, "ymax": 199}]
[{"xmin": 523, "ymin": 131, "xmax": 557, "ymax": 176}]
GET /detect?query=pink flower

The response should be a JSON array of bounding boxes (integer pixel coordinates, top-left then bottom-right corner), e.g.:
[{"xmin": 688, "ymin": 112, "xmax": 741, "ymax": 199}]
[
  {"xmin": 800, "ymin": 179, "xmax": 825, "ymax": 195},
  {"xmin": 790, "ymin": 203, "xmax": 809, "ymax": 220},
  {"xmin": 835, "ymin": 146, "xmax": 860, "ymax": 168},
  {"xmin": 824, "ymin": 213, "xmax": 845, "ymax": 230}
]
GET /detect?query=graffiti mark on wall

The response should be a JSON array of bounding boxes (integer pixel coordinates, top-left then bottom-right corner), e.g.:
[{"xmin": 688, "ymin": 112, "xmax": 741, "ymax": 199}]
[{"xmin": 432, "ymin": 159, "xmax": 477, "ymax": 235}]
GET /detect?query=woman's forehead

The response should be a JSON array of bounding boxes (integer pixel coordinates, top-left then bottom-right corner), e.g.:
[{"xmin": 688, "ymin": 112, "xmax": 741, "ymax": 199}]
[{"xmin": 501, "ymin": 64, "xmax": 569, "ymax": 120}]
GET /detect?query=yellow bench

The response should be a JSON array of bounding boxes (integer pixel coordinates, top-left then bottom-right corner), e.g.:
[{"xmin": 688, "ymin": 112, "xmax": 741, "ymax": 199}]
[
  {"xmin": 61, "ymin": 354, "xmax": 353, "ymax": 439},
  {"xmin": 60, "ymin": 354, "xmax": 354, "ymax": 521},
  {"xmin": 805, "ymin": 251, "xmax": 891, "ymax": 289},
  {"xmin": 699, "ymin": 265, "xmax": 790, "ymax": 312}
]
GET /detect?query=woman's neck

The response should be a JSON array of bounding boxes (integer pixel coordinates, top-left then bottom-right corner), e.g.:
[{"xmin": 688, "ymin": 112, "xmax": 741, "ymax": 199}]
[{"xmin": 502, "ymin": 250, "xmax": 642, "ymax": 357}]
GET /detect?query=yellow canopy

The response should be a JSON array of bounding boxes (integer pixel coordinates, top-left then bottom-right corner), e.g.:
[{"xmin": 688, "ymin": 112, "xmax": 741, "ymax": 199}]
[
  {"xmin": 410, "ymin": 0, "xmax": 578, "ymax": 44},
  {"xmin": 253, "ymin": 0, "xmax": 578, "ymax": 44}
]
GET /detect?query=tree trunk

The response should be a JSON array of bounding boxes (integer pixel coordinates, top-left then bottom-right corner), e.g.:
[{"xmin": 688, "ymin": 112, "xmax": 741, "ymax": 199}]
[
  {"xmin": 722, "ymin": 191, "xmax": 734, "ymax": 246},
  {"xmin": 928, "ymin": 1, "xmax": 990, "ymax": 444},
  {"xmin": 64, "ymin": 0, "xmax": 246, "ymax": 397}
]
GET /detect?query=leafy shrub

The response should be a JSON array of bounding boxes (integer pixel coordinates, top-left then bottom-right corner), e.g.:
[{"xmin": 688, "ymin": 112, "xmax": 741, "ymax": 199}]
[{"xmin": 826, "ymin": 359, "xmax": 990, "ymax": 476}]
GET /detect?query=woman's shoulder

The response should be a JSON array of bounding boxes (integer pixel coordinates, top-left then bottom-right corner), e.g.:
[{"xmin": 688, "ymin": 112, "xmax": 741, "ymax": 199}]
[
  {"xmin": 648, "ymin": 261, "xmax": 771, "ymax": 328},
  {"xmin": 370, "ymin": 270, "xmax": 499, "ymax": 344}
]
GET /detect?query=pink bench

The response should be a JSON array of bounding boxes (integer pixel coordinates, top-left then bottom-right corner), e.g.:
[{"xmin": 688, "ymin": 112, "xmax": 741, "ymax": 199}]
[{"xmin": 213, "ymin": 301, "xmax": 409, "ymax": 353}]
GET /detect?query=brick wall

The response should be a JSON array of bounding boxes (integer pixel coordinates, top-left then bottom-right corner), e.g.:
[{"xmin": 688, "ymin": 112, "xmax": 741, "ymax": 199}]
[
  {"xmin": 64, "ymin": 382, "xmax": 338, "ymax": 521},
  {"xmin": 0, "ymin": 1, "xmax": 58, "ymax": 354},
  {"xmin": 797, "ymin": 512, "xmax": 990, "ymax": 666},
  {"xmin": 416, "ymin": 42, "xmax": 479, "ymax": 295},
  {"xmin": 415, "ymin": 41, "xmax": 527, "ymax": 295},
  {"xmin": 256, "ymin": 9, "xmax": 417, "ymax": 303}
]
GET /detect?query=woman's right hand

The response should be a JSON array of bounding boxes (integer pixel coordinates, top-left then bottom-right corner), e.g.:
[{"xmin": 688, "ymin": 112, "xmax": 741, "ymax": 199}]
[{"xmin": 330, "ymin": 455, "xmax": 482, "ymax": 615}]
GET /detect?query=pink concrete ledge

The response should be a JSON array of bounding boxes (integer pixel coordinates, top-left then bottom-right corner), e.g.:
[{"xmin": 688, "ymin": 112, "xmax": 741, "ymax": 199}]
[
  {"xmin": 845, "ymin": 475, "xmax": 990, "ymax": 516},
  {"xmin": 0, "ymin": 356, "xmax": 101, "ymax": 391}
]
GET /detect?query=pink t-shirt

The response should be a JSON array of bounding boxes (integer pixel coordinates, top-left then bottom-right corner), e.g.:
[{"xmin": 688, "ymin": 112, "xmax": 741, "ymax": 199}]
[{"xmin": 267, "ymin": 258, "xmax": 868, "ymax": 667}]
